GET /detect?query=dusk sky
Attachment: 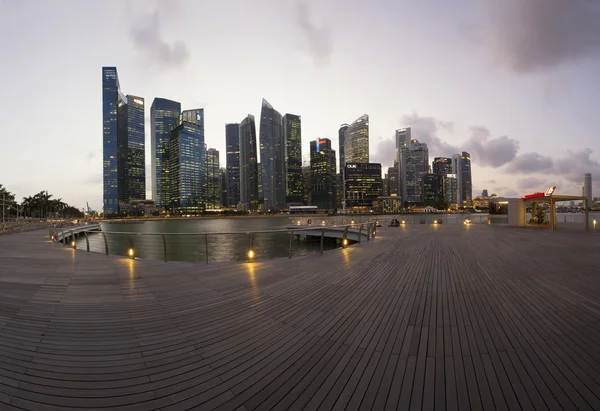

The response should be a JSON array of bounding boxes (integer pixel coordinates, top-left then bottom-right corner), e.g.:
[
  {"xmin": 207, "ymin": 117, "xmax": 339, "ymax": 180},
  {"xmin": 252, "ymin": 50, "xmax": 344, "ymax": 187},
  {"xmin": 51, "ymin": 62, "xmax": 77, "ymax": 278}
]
[{"xmin": 1, "ymin": 0, "xmax": 599, "ymax": 211}]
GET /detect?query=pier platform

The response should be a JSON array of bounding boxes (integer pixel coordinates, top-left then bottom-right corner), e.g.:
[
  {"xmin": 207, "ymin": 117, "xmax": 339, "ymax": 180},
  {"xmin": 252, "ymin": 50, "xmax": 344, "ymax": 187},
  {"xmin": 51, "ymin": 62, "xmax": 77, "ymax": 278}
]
[{"xmin": 1, "ymin": 225, "xmax": 600, "ymax": 410}]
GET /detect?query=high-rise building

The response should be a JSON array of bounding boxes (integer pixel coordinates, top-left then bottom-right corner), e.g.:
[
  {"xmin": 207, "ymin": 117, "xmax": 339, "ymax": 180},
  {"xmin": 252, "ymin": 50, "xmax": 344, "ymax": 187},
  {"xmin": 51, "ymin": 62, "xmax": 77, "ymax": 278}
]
[
  {"xmin": 225, "ymin": 123, "xmax": 240, "ymax": 208},
  {"xmin": 302, "ymin": 164, "xmax": 311, "ymax": 205},
  {"xmin": 122, "ymin": 95, "xmax": 146, "ymax": 202},
  {"xmin": 584, "ymin": 174, "xmax": 592, "ymax": 208},
  {"xmin": 461, "ymin": 152, "xmax": 472, "ymax": 207},
  {"xmin": 206, "ymin": 148, "xmax": 221, "ymax": 210},
  {"xmin": 423, "ymin": 174, "xmax": 443, "ymax": 206},
  {"xmin": 444, "ymin": 174, "xmax": 458, "ymax": 208},
  {"xmin": 220, "ymin": 168, "xmax": 228, "ymax": 208},
  {"xmin": 239, "ymin": 115, "xmax": 259, "ymax": 211},
  {"xmin": 102, "ymin": 67, "xmax": 122, "ymax": 214},
  {"xmin": 151, "ymin": 98, "xmax": 181, "ymax": 209},
  {"xmin": 387, "ymin": 164, "xmax": 399, "ymax": 196},
  {"xmin": 345, "ymin": 115, "xmax": 369, "ymax": 164},
  {"xmin": 283, "ymin": 114, "xmax": 303, "ymax": 205},
  {"xmin": 395, "ymin": 127, "xmax": 412, "ymax": 202},
  {"xmin": 433, "ymin": 157, "xmax": 453, "ymax": 176},
  {"xmin": 259, "ymin": 99, "xmax": 285, "ymax": 211},
  {"xmin": 168, "ymin": 109, "xmax": 205, "ymax": 212},
  {"xmin": 310, "ymin": 138, "xmax": 337, "ymax": 211},
  {"xmin": 345, "ymin": 163, "xmax": 382, "ymax": 210},
  {"xmin": 452, "ymin": 154, "xmax": 463, "ymax": 206},
  {"xmin": 338, "ymin": 124, "xmax": 349, "ymax": 173},
  {"xmin": 400, "ymin": 140, "xmax": 428, "ymax": 204}
]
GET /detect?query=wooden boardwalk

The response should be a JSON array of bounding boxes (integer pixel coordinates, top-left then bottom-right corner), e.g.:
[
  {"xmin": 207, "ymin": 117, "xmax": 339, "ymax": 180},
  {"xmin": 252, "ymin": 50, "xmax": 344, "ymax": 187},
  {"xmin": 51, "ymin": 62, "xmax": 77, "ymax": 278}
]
[{"xmin": 1, "ymin": 225, "xmax": 600, "ymax": 410}]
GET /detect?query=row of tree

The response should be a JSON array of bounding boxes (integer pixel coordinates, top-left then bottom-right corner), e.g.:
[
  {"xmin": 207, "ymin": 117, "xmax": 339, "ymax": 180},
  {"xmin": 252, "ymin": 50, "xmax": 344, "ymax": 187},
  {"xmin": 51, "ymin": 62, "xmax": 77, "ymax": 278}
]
[{"xmin": 0, "ymin": 184, "xmax": 83, "ymax": 219}]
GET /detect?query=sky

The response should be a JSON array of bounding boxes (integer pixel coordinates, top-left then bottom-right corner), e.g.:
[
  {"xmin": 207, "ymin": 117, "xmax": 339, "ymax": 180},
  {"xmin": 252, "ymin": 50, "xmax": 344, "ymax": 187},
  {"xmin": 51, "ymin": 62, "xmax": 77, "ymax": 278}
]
[{"xmin": 1, "ymin": 0, "xmax": 599, "ymax": 211}]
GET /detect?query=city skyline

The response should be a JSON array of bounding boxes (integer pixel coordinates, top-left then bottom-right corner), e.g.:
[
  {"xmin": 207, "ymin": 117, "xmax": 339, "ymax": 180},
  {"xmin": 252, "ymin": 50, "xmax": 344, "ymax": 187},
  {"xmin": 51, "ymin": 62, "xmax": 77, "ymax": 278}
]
[{"xmin": 2, "ymin": 0, "xmax": 600, "ymax": 210}]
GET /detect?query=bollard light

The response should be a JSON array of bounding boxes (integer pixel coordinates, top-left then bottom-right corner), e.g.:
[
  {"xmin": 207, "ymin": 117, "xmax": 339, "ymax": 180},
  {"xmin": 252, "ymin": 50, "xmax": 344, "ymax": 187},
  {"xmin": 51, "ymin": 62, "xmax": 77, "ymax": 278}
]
[
  {"xmin": 402, "ymin": 220, "xmax": 405, "ymax": 224},
  {"xmin": 248, "ymin": 249, "xmax": 254, "ymax": 262},
  {"xmin": 351, "ymin": 220, "xmax": 355, "ymax": 225},
  {"xmin": 128, "ymin": 248, "xmax": 135, "ymax": 259},
  {"xmin": 71, "ymin": 241, "xmax": 75, "ymax": 247},
  {"xmin": 343, "ymin": 239, "xmax": 348, "ymax": 247}
]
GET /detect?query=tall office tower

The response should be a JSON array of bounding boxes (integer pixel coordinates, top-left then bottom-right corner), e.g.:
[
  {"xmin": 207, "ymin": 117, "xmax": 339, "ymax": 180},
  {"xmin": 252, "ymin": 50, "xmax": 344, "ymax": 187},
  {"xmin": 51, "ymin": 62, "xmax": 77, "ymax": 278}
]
[
  {"xmin": 151, "ymin": 98, "xmax": 181, "ymax": 209},
  {"xmin": 168, "ymin": 109, "xmax": 205, "ymax": 212},
  {"xmin": 382, "ymin": 172, "xmax": 389, "ymax": 197},
  {"xmin": 283, "ymin": 114, "xmax": 303, "ymax": 205},
  {"xmin": 400, "ymin": 140, "xmax": 429, "ymax": 204},
  {"xmin": 444, "ymin": 174, "xmax": 458, "ymax": 208},
  {"xmin": 102, "ymin": 67, "xmax": 126, "ymax": 214},
  {"xmin": 310, "ymin": 138, "xmax": 337, "ymax": 211},
  {"xmin": 257, "ymin": 163, "xmax": 264, "ymax": 210},
  {"xmin": 387, "ymin": 164, "xmax": 399, "ymax": 196},
  {"xmin": 302, "ymin": 164, "xmax": 311, "ymax": 205},
  {"xmin": 206, "ymin": 148, "xmax": 221, "ymax": 210},
  {"xmin": 225, "ymin": 123, "xmax": 240, "ymax": 208},
  {"xmin": 452, "ymin": 154, "xmax": 463, "ymax": 206},
  {"xmin": 336, "ymin": 173, "xmax": 343, "ymax": 207},
  {"xmin": 121, "ymin": 95, "xmax": 146, "ymax": 202},
  {"xmin": 395, "ymin": 127, "xmax": 412, "ymax": 201},
  {"xmin": 423, "ymin": 174, "xmax": 443, "ymax": 206},
  {"xmin": 345, "ymin": 115, "xmax": 369, "ymax": 164},
  {"xmin": 259, "ymin": 99, "xmax": 285, "ymax": 211},
  {"xmin": 461, "ymin": 152, "xmax": 472, "ymax": 207},
  {"xmin": 338, "ymin": 124, "xmax": 349, "ymax": 173},
  {"xmin": 345, "ymin": 163, "xmax": 382, "ymax": 211},
  {"xmin": 239, "ymin": 115, "xmax": 259, "ymax": 211},
  {"xmin": 584, "ymin": 174, "xmax": 592, "ymax": 208},
  {"xmin": 433, "ymin": 157, "xmax": 453, "ymax": 176},
  {"xmin": 220, "ymin": 168, "xmax": 228, "ymax": 208}
]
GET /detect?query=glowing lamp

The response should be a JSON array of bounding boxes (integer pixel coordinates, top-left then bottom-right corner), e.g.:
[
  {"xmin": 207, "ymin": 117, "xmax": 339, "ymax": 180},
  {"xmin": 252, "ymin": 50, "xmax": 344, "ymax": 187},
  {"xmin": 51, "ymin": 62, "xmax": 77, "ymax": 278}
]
[
  {"xmin": 128, "ymin": 248, "xmax": 134, "ymax": 258},
  {"xmin": 248, "ymin": 250, "xmax": 254, "ymax": 259}
]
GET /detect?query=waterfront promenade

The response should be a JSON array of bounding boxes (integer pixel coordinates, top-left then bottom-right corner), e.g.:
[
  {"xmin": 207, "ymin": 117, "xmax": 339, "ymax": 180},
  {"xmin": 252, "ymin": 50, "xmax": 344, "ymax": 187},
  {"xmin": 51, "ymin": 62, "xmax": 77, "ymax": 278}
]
[{"xmin": 1, "ymin": 225, "xmax": 600, "ymax": 410}]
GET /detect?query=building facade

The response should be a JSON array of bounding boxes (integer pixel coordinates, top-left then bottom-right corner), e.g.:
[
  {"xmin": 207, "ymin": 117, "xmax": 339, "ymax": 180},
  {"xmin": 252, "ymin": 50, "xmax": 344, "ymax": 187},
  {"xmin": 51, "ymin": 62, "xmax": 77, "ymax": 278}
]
[
  {"xmin": 345, "ymin": 163, "xmax": 382, "ymax": 210},
  {"xmin": 387, "ymin": 164, "xmax": 399, "ymax": 196},
  {"xmin": 225, "ymin": 123, "xmax": 240, "ymax": 208},
  {"xmin": 239, "ymin": 115, "xmax": 259, "ymax": 211},
  {"xmin": 452, "ymin": 154, "xmax": 463, "ymax": 206},
  {"xmin": 338, "ymin": 124, "xmax": 349, "ymax": 173},
  {"xmin": 344, "ymin": 115, "xmax": 369, "ymax": 164},
  {"xmin": 220, "ymin": 168, "xmax": 228, "ymax": 208},
  {"xmin": 423, "ymin": 174, "xmax": 443, "ymax": 206},
  {"xmin": 102, "ymin": 67, "xmax": 125, "ymax": 214},
  {"xmin": 259, "ymin": 99, "xmax": 285, "ymax": 211},
  {"xmin": 206, "ymin": 148, "xmax": 221, "ymax": 210},
  {"xmin": 151, "ymin": 98, "xmax": 181, "ymax": 209},
  {"xmin": 461, "ymin": 151, "xmax": 472, "ymax": 207},
  {"xmin": 168, "ymin": 109, "xmax": 205, "ymax": 212},
  {"xmin": 444, "ymin": 174, "xmax": 458, "ymax": 208},
  {"xmin": 310, "ymin": 138, "xmax": 337, "ymax": 211},
  {"xmin": 400, "ymin": 140, "xmax": 429, "ymax": 204},
  {"xmin": 584, "ymin": 173, "xmax": 592, "ymax": 208},
  {"xmin": 283, "ymin": 114, "xmax": 303, "ymax": 206}
]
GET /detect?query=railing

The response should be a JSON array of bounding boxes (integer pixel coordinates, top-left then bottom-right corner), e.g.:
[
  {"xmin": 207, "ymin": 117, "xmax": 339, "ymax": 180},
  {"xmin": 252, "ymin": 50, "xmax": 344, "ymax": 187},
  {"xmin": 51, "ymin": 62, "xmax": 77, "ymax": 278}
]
[
  {"xmin": 52, "ymin": 223, "xmax": 377, "ymax": 263},
  {"xmin": 293, "ymin": 214, "xmax": 489, "ymax": 227}
]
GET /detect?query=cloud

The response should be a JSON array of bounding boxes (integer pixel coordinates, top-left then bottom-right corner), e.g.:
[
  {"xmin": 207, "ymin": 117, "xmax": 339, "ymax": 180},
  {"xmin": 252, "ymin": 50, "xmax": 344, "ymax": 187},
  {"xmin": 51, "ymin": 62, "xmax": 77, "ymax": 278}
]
[
  {"xmin": 400, "ymin": 113, "xmax": 518, "ymax": 167},
  {"xmin": 296, "ymin": 0, "xmax": 332, "ymax": 67},
  {"xmin": 130, "ymin": 8, "xmax": 190, "ymax": 69},
  {"xmin": 517, "ymin": 176, "xmax": 548, "ymax": 190},
  {"xmin": 475, "ymin": 0, "xmax": 600, "ymax": 72},
  {"xmin": 370, "ymin": 137, "xmax": 395, "ymax": 168},
  {"xmin": 505, "ymin": 152, "xmax": 554, "ymax": 174},
  {"xmin": 86, "ymin": 151, "xmax": 96, "ymax": 161}
]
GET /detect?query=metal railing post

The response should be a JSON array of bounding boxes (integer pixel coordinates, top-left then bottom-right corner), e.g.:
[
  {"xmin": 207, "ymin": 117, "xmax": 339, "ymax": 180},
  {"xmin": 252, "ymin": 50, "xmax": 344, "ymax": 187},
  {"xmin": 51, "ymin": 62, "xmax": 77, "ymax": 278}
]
[
  {"xmin": 289, "ymin": 231, "xmax": 293, "ymax": 258},
  {"xmin": 84, "ymin": 231, "xmax": 89, "ymax": 251},
  {"xmin": 320, "ymin": 228, "xmax": 325, "ymax": 254},
  {"xmin": 162, "ymin": 234, "xmax": 167, "ymax": 263},
  {"xmin": 205, "ymin": 234, "xmax": 209, "ymax": 263},
  {"xmin": 101, "ymin": 232, "xmax": 109, "ymax": 256}
]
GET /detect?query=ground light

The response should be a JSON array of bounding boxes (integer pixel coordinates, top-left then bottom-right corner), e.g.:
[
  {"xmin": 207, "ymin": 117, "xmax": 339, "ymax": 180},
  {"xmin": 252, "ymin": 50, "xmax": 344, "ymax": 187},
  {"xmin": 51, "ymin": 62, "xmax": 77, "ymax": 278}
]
[
  {"xmin": 71, "ymin": 241, "xmax": 75, "ymax": 247},
  {"xmin": 248, "ymin": 249, "xmax": 254, "ymax": 262},
  {"xmin": 401, "ymin": 220, "xmax": 405, "ymax": 224},
  {"xmin": 343, "ymin": 239, "xmax": 348, "ymax": 247},
  {"xmin": 128, "ymin": 248, "xmax": 134, "ymax": 259}
]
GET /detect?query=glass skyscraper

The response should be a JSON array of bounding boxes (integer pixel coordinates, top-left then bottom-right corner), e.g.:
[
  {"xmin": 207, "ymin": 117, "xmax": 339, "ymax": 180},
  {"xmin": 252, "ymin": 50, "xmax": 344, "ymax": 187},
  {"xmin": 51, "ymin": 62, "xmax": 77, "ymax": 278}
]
[
  {"xmin": 206, "ymin": 148, "xmax": 221, "ymax": 210},
  {"xmin": 423, "ymin": 174, "xmax": 443, "ymax": 206},
  {"xmin": 168, "ymin": 109, "xmax": 205, "ymax": 212},
  {"xmin": 338, "ymin": 124, "xmax": 349, "ymax": 173},
  {"xmin": 151, "ymin": 98, "xmax": 181, "ymax": 209},
  {"xmin": 102, "ymin": 67, "xmax": 123, "ymax": 214},
  {"xmin": 239, "ymin": 115, "xmax": 259, "ymax": 211},
  {"xmin": 461, "ymin": 151, "xmax": 472, "ymax": 207},
  {"xmin": 345, "ymin": 114, "xmax": 369, "ymax": 164},
  {"xmin": 283, "ymin": 114, "xmax": 303, "ymax": 206},
  {"xmin": 345, "ymin": 163, "xmax": 382, "ymax": 210},
  {"xmin": 225, "ymin": 123, "xmax": 240, "ymax": 208},
  {"xmin": 310, "ymin": 138, "xmax": 337, "ymax": 211},
  {"xmin": 102, "ymin": 67, "xmax": 145, "ymax": 213},
  {"xmin": 259, "ymin": 99, "xmax": 285, "ymax": 211},
  {"xmin": 400, "ymin": 139, "xmax": 429, "ymax": 204}
]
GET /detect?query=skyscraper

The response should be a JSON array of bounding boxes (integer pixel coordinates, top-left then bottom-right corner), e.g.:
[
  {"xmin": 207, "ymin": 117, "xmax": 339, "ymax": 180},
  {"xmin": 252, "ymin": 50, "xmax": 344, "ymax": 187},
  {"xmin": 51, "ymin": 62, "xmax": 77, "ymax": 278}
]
[
  {"xmin": 423, "ymin": 174, "xmax": 443, "ymax": 206},
  {"xmin": 400, "ymin": 140, "xmax": 429, "ymax": 204},
  {"xmin": 168, "ymin": 109, "xmax": 205, "ymax": 212},
  {"xmin": 102, "ymin": 67, "xmax": 146, "ymax": 213},
  {"xmin": 220, "ymin": 168, "xmax": 228, "ymax": 208},
  {"xmin": 433, "ymin": 157, "xmax": 453, "ymax": 176},
  {"xmin": 387, "ymin": 164, "xmax": 399, "ymax": 196},
  {"xmin": 461, "ymin": 152, "xmax": 472, "ymax": 207},
  {"xmin": 206, "ymin": 148, "xmax": 221, "ymax": 210},
  {"xmin": 302, "ymin": 164, "xmax": 311, "ymax": 205},
  {"xmin": 102, "ymin": 67, "xmax": 124, "ymax": 214},
  {"xmin": 259, "ymin": 99, "xmax": 285, "ymax": 211},
  {"xmin": 345, "ymin": 114, "xmax": 369, "ymax": 164},
  {"xmin": 239, "ymin": 115, "xmax": 259, "ymax": 211},
  {"xmin": 283, "ymin": 114, "xmax": 303, "ymax": 205},
  {"xmin": 584, "ymin": 173, "xmax": 592, "ymax": 208},
  {"xmin": 225, "ymin": 123, "xmax": 240, "ymax": 208},
  {"xmin": 310, "ymin": 138, "xmax": 337, "ymax": 211},
  {"xmin": 444, "ymin": 174, "xmax": 458, "ymax": 208},
  {"xmin": 452, "ymin": 154, "xmax": 463, "ymax": 206},
  {"xmin": 395, "ymin": 127, "xmax": 412, "ymax": 202},
  {"xmin": 345, "ymin": 163, "xmax": 382, "ymax": 210},
  {"xmin": 338, "ymin": 124, "xmax": 349, "ymax": 173},
  {"xmin": 151, "ymin": 98, "xmax": 181, "ymax": 209}
]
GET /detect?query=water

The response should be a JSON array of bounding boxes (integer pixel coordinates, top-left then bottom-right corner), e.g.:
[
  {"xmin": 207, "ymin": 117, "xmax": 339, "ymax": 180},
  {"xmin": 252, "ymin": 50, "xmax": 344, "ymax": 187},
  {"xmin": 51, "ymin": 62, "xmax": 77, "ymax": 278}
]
[{"xmin": 79, "ymin": 216, "xmax": 342, "ymax": 262}]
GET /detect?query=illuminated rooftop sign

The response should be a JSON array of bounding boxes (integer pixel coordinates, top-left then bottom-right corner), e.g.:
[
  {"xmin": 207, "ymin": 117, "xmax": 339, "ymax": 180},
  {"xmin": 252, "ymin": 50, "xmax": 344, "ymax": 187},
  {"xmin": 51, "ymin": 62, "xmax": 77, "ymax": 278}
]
[{"xmin": 523, "ymin": 186, "xmax": 557, "ymax": 200}]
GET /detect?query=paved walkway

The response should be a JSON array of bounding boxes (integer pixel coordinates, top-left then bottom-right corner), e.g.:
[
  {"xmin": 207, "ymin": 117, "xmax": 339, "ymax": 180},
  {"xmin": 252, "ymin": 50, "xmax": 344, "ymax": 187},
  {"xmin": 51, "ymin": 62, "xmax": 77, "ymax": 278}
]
[{"xmin": 1, "ymin": 225, "xmax": 600, "ymax": 410}]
